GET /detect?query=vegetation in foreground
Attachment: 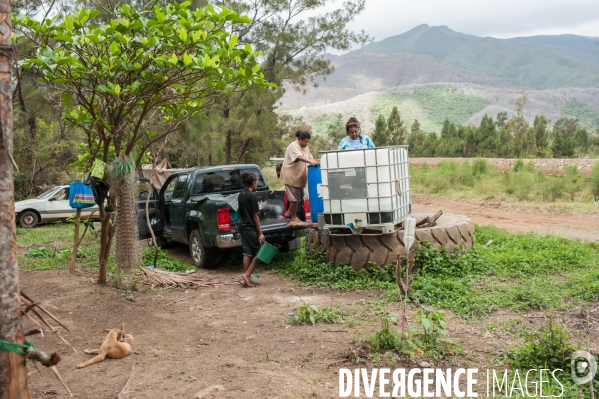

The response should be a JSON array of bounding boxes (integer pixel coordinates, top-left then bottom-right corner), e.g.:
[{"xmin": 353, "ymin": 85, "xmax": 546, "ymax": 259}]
[
  {"xmin": 18, "ymin": 223, "xmax": 599, "ymax": 319},
  {"xmin": 271, "ymin": 225, "xmax": 599, "ymax": 318},
  {"xmin": 411, "ymin": 158, "xmax": 599, "ymax": 208}
]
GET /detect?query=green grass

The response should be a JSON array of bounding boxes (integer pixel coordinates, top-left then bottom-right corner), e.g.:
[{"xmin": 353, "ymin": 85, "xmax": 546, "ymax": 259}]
[
  {"xmin": 269, "ymin": 225, "xmax": 599, "ymax": 318},
  {"xmin": 370, "ymin": 85, "xmax": 491, "ymax": 132},
  {"xmin": 141, "ymin": 247, "xmax": 193, "ymax": 272},
  {"xmin": 16, "ymin": 223, "xmax": 81, "ymax": 246},
  {"xmin": 17, "ymin": 222, "xmax": 102, "ymax": 271},
  {"xmin": 411, "ymin": 159, "xmax": 599, "ymax": 206}
]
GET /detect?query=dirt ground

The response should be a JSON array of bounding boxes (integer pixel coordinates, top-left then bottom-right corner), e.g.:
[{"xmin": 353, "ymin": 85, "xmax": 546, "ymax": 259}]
[
  {"xmin": 23, "ymin": 265, "xmax": 581, "ymax": 399},
  {"xmin": 412, "ymin": 194, "xmax": 599, "ymax": 241},
  {"xmin": 20, "ymin": 198, "xmax": 599, "ymax": 398}
]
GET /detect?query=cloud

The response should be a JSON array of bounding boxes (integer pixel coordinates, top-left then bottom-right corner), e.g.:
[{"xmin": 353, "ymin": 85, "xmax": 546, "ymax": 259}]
[{"xmin": 345, "ymin": 0, "xmax": 599, "ymax": 43}]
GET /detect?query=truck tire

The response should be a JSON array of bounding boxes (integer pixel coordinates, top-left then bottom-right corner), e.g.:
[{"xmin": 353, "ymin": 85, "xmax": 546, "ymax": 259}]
[
  {"xmin": 305, "ymin": 212, "xmax": 475, "ymax": 271},
  {"xmin": 19, "ymin": 211, "xmax": 39, "ymax": 228},
  {"xmin": 189, "ymin": 229, "xmax": 218, "ymax": 268}
]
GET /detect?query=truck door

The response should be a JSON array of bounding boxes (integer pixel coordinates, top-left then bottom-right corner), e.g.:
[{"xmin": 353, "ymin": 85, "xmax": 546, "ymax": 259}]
[
  {"xmin": 136, "ymin": 179, "xmax": 162, "ymax": 238},
  {"xmin": 166, "ymin": 173, "xmax": 190, "ymax": 242}
]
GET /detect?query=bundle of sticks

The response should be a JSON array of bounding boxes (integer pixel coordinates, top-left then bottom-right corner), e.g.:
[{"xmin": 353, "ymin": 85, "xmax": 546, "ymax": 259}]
[
  {"xmin": 20, "ymin": 290, "xmax": 74, "ymax": 396},
  {"xmin": 137, "ymin": 267, "xmax": 236, "ymax": 289}
]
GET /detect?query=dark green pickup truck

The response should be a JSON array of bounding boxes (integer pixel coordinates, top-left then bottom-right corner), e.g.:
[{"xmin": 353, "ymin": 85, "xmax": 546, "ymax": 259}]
[{"xmin": 138, "ymin": 164, "xmax": 306, "ymax": 268}]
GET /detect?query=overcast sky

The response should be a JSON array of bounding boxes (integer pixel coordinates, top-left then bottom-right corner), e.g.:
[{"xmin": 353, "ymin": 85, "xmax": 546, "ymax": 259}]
[{"xmin": 338, "ymin": 0, "xmax": 598, "ymax": 51}]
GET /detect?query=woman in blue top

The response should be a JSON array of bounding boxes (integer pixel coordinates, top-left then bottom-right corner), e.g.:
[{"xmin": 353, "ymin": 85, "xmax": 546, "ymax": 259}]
[{"xmin": 338, "ymin": 117, "xmax": 375, "ymax": 150}]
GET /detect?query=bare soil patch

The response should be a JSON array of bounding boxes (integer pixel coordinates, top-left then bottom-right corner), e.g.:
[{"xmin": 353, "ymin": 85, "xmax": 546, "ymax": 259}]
[{"xmin": 413, "ymin": 194, "xmax": 599, "ymax": 241}]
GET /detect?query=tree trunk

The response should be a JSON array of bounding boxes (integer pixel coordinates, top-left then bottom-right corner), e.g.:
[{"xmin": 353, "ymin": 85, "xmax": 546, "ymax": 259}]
[
  {"xmin": 69, "ymin": 209, "xmax": 81, "ymax": 273},
  {"xmin": 114, "ymin": 171, "xmax": 140, "ymax": 272},
  {"xmin": 0, "ymin": 3, "xmax": 31, "ymax": 397},
  {"xmin": 225, "ymin": 129, "xmax": 232, "ymax": 164},
  {"xmin": 98, "ymin": 194, "xmax": 116, "ymax": 285},
  {"xmin": 236, "ymin": 138, "xmax": 252, "ymax": 164}
]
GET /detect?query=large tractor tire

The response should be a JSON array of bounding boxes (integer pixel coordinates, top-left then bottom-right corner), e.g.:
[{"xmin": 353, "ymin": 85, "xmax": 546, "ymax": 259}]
[{"xmin": 305, "ymin": 212, "xmax": 474, "ymax": 271}]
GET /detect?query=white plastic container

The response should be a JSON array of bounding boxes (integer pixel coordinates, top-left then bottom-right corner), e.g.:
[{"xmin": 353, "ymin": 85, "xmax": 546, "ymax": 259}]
[{"xmin": 319, "ymin": 146, "xmax": 411, "ymax": 229}]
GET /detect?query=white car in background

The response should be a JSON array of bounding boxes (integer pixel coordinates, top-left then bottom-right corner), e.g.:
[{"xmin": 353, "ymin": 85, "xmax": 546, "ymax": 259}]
[{"xmin": 15, "ymin": 185, "xmax": 99, "ymax": 228}]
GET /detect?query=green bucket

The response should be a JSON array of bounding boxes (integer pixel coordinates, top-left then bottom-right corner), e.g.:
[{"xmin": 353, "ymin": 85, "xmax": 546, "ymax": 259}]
[{"xmin": 256, "ymin": 242, "xmax": 278, "ymax": 264}]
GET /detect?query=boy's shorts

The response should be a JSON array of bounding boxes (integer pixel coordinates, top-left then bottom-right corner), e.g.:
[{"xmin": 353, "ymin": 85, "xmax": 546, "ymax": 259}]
[{"xmin": 240, "ymin": 229, "xmax": 262, "ymax": 257}]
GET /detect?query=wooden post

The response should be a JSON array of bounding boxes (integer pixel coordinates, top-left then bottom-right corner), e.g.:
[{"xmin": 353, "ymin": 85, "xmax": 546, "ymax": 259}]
[
  {"xmin": 69, "ymin": 209, "xmax": 82, "ymax": 273},
  {"xmin": 0, "ymin": 0, "xmax": 32, "ymax": 397}
]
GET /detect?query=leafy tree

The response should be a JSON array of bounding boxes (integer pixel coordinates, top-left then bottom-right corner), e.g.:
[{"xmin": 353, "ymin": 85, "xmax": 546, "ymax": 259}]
[
  {"xmin": 410, "ymin": 119, "xmax": 422, "ymax": 136},
  {"xmin": 421, "ymin": 132, "xmax": 438, "ymax": 157},
  {"xmin": 371, "ymin": 114, "xmax": 387, "ymax": 145},
  {"xmin": 494, "ymin": 126, "xmax": 513, "ymax": 158},
  {"xmin": 496, "ymin": 111, "xmax": 508, "ymax": 128},
  {"xmin": 552, "ymin": 117, "xmax": 579, "ymax": 157},
  {"xmin": 387, "ymin": 106, "xmax": 407, "ymax": 145},
  {"xmin": 19, "ymin": 3, "xmax": 268, "ymax": 283},
  {"xmin": 552, "ymin": 131, "xmax": 567, "ymax": 158},
  {"xmin": 13, "ymin": 118, "xmax": 82, "ymax": 200},
  {"xmin": 508, "ymin": 91, "xmax": 532, "ymax": 157},
  {"xmin": 531, "ymin": 115, "xmax": 549, "ymax": 156},
  {"xmin": 326, "ymin": 113, "xmax": 347, "ymax": 144},
  {"xmin": 438, "ymin": 119, "xmax": 463, "ymax": 157},
  {"xmin": 183, "ymin": 0, "xmax": 370, "ymax": 165},
  {"xmin": 553, "ymin": 117, "xmax": 579, "ymax": 139},
  {"xmin": 407, "ymin": 119, "xmax": 426, "ymax": 156},
  {"xmin": 573, "ymin": 127, "xmax": 589, "ymax": 157},
  {"xmin": 474, "ymin": 114, "xmax": 497, "ymax": 156}
]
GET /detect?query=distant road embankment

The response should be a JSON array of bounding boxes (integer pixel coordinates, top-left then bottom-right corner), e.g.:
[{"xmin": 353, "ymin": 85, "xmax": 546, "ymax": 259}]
[{"xmin": 410, "ymin": 157, "xmax": 598, "ymax": 175}]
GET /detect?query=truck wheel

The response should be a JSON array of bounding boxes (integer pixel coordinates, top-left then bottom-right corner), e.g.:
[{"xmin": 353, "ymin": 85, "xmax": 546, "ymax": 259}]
[
  {"xmin": 19, "ymin": 211, "xmax": 39, "ymax": 228},
  {"xmin": 189, "ymin": 229, "xmax": 218, "ymax": 268},
  {"xmin": 306, "ymin": 212, "xmax": 475, "ymax": 271}
]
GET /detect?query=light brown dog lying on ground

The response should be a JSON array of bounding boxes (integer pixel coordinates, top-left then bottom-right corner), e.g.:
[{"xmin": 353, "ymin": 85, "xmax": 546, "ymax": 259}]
[{"xmin": 77, "ymin": 324, "xmax": 134, "ymax": 369}]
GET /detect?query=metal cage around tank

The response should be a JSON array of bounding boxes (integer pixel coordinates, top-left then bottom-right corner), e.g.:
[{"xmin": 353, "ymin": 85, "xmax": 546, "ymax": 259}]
[{"xmin": 313, "ymin": 145, "xmax": 412, "ymax": 233}]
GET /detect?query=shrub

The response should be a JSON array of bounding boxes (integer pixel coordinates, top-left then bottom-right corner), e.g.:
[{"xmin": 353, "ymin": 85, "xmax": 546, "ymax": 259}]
[
  {"xmin": 513, "ymin": 159, "xmax": 525, "ymax": 172},
  {"xmin": 472, "ymin": 157, "xmax": 490, "ymax": 176},
  {"xmin": 504, "ymin": 319, "xmax": 574, "ymax": 372},
  {"xmin": 287, "ymin": 302, "xmax": 343, "ymax": 325},
  {"xmin": 368, "ymin": 311, "xmax": 401, "ymax": 352}
]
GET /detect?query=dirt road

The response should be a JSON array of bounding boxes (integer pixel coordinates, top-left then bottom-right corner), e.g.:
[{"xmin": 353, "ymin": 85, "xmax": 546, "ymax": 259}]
[{"xmin": 413, "ymin": 194, "xmax": 599, "ymax": 241}]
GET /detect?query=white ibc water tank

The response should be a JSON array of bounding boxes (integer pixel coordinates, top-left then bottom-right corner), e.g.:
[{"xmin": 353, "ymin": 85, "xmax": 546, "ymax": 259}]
[{"xmin": 319, "ymin": 146, "xmax": 411, "ymax": 227}]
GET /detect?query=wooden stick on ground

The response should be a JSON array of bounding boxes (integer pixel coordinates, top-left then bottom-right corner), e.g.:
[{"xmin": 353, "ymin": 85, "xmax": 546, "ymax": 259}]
[
  {"xmin": 117, "ymin": 365, "xmax": 135, "ymax": 399},
  {"xmin": 164, "ymin": 297, "xmax": 189, "ymax": 307},
  {"xmin": 21, "ymin": 291, "xmax": 71, "ymax": 332},
  {"xmin": 50, "ymin": 366, "xmax": 73, "ymax": 397}
]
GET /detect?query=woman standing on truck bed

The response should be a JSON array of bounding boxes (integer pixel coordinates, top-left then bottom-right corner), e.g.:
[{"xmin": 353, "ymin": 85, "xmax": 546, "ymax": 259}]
[{"xmin": 281, "ymin": 130, "xmax": 319, "ymax": 222}]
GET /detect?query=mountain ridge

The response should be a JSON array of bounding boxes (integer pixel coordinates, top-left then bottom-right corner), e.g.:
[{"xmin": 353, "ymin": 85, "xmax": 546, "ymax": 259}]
[{"xmin": 279, "ymin": 25, "xmax": 599, "ymax": 133}]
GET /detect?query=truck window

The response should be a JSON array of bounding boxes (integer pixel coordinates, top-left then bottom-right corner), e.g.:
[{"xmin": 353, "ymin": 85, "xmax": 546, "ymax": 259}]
[
  {"xmin": 173, "ymin": 174, "xmax": 189, "ymax": 199},
  {"xmin": 192, "ymin": 168, "xmax": 266, "ymax": 194}
]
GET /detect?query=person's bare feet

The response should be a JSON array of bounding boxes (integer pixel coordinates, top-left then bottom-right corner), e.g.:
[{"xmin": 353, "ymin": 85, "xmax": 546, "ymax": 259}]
[
  {"xmin": 241, "ymin": 274, "xmax": 255, "ymax": 287},
  {"xmin": 290, "ymin": 217, "xmax": 301, "ymax": 223}
]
